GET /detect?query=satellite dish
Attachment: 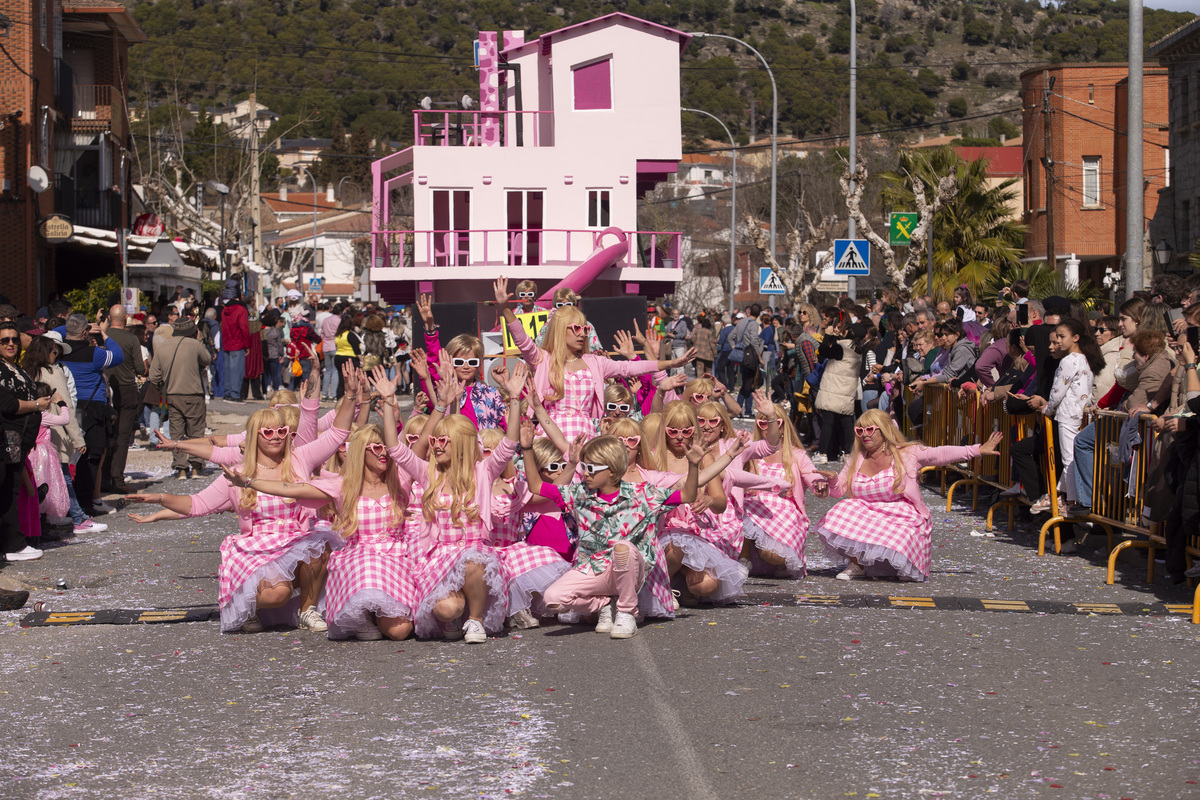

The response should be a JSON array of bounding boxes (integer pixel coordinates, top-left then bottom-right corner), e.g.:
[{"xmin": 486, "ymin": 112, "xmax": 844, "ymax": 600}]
[
  {"xmin": 420, "ymin": 96, "xmax": 433, "ymax": 110},
  {"xmin": 27, "ymin": 166, "xmax": 49, "ymax": 194},
  {"xmin": 460, "ymin": 94, "xmax": 475, "ymax": 110}
]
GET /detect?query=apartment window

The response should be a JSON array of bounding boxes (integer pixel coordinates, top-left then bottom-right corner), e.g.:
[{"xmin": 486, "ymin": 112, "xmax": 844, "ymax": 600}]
[
  {"xmin": 1025, "ymin": 159, "xmax": 1039, "ymax": 212},
  {"xmin": 1087, "ymin": 83, "xmax": 1094, "ymax": 104},
  {"xmin": 573, "ymin": 58, "xmax": 612, "ymax": 111},
  {"xmin": 587, "ymin": 189, "xmax": 610, "ymax": 227},
  {"xmin": 1181, "ymin": 76, "xmax": 1190, "ymax": 126},
  {"xmin": 1082, "ymin": 156, "xmax": 1101, "ymax": 207}
]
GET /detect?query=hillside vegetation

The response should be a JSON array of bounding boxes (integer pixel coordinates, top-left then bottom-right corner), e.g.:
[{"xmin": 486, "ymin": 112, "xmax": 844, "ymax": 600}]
[{"xmin": 128, "ymin": 0, "xmax": 1193, "ymax": 159}]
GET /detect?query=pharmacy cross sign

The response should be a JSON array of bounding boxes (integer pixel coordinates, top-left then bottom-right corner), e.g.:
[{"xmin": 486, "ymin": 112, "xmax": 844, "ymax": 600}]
[
  {"xmin": 833, "ymin": 239, "xmax": 870, "ymax": 276},
  {"xmin": 889, "ymin": 212, "xmax": 918, "ymax": 246}
]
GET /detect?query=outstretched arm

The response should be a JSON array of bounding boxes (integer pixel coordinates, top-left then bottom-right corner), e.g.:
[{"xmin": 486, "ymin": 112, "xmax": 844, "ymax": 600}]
[{"xmin": 221, "ymin": 465, "xmax": 333, "ymax": 502}]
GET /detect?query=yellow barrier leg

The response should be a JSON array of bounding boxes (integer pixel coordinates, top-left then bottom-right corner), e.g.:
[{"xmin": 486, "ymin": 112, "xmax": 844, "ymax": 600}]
[
  {"xmin": 1106, "ymin": 540, "xmax": 1151, "ymax": 585},
  {"xmin": 1193, "ymin": 582, "xmax": 1200, "ymax": 625},
  {"xmin": 1038, "ymin": 517, "xmax": 1066, "ymax": 556}
]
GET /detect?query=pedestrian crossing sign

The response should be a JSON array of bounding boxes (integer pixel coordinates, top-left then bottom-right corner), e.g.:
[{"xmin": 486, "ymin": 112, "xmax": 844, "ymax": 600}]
[
  {"xmin": 833, "ymin": 239, "xmax": 870, "ymax": 276},
  {"xmin": 759, "ymin": 267, "xmax": 786, "ymax": 295}
]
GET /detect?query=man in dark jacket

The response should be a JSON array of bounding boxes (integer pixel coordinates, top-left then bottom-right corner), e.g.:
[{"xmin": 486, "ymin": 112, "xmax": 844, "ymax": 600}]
[
  {"xmin": 101, "ymin": 305, "xmax": 146, "ymax": 493},
  {"xmin": 220, "ymin": 280, "xmax": 250, "ymax": 402}
]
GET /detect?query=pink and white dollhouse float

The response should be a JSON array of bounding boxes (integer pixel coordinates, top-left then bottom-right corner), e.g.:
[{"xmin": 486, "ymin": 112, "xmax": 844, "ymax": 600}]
[{"xmin": 369, "ymin": 13, "xmax": 690, "ymax": 305}]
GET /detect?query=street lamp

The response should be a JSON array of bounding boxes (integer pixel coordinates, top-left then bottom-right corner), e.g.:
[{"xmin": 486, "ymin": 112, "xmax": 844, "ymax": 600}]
[
  {"xmin": 296, "ymin": 165, "xmax": 319, "ymax": 294},
  {"xmin": 847, "ymin": 0, "xmax": 859, "ymax": 301},
  {"xmin": 206, "ymin": 180, "xmax": 230, "ymax": 282},
  {"xmin": 683, "ymin": 108, "xmax": 737, "ymax": 316},
  {"xmin": 1153, "ymin": 237, "xmax": 1174, "ymax": 270},
  {"xmin": 690, "ymin": 31, "xmax": 777, "ymax": 309}
]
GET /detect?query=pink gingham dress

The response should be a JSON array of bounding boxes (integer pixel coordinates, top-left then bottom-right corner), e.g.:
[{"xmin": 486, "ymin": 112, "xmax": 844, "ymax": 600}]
[
  {"xmin": 540, "ymin": 369, "xmax": 597, "ymax": 443},
  {"xmin": 322, "ymin": 491, "xmax": 420, "ymax": 640},
  {"xmin": 816, "ymin": 466, "xmax": 930, "ymax": 581},
  {"xmin": 489, "ymin": 477, "xmax": 571, "ymax": 616},
  {"xmin": 216, "ymin": 492, "xmax": 343, "ymax": 631},
  {"xmin": 742, "ymin": 463, "xmax": 808, "ymax": 577}
]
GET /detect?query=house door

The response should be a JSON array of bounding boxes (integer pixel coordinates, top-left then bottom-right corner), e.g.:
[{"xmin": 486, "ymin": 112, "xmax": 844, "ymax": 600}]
[
  {"xmin": 506, "ymin": 190, "xmax": 543, "ymax": 266},
  {"xmin": 432, "ymin": 189, "xmax": 470, "ymax": 266}
]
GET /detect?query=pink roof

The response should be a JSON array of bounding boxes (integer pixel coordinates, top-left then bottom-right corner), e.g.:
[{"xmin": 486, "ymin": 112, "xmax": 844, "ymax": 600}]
[
  {"xmin": 502, "ymin": 13, "xmax": 692, "ymax": 56},
  {"xmin": 954, "ymin": 146, "xmax": 1023, "ymax": 178}
]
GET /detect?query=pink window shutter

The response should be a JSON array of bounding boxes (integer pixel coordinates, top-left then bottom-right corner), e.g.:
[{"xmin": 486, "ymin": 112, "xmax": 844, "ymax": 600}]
[{"xmin": 573, "ymin": 59, "xmax": 612, "ymax": 111}]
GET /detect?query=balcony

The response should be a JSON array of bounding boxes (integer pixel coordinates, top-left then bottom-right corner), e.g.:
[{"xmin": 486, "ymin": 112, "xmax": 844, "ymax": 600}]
[
  {"xmin": 413, "ymin": 109, "xmax": 551, "ymax": 148},
  {"xmin": 371, "ymin": 227, "xmax": 681, "ymax": 284},
  {"xmin": 72, "ymin": 85, "xmax": 126, "ymax": 135}
]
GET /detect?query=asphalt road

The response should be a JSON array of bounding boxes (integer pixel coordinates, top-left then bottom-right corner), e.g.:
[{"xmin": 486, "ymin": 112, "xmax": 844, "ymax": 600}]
[{"xmin": 1, "ymin": 422, "xmax": 1197, "ymax": 799}]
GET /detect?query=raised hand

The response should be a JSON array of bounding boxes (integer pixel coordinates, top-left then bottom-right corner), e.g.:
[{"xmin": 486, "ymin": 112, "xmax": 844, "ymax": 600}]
[
  {"xmin": 978, "ymin": 431, "xmax": 1003, "ymax": 456},
  {"xmin": 221, "ymin": 465, "xmax": 250, "ymax": 488},
  {"xmin": 414, "ymin": 390, "xmax": 430, "ymax": 410},
  {"xmin": 643, "ymin": 325, "xmax": 663, "ymax": 360},
  {"xmin": 567, "ymin": 434, "xmax": 587, "ymax": 465},
  {"xmin": 711, "ymin": 380, "xmax": 728, "ymax": 399},
  {"xmin": 503, "ymin": 361, "xmax": 529, "ymax": 398},
  {"xmin": 685, "ymin": 440, "xmax": 707, "ymax": 466},
  {"xmin": 670, "ymin": 347, "xmax": 698, "ymax": 369},
  {"xmin": 660, "ymin": 372, "xmax": 688, "ymax": 392},
  {"xmin": 726, "ymin": 429, "xmax": 751, "ymax": 457},
  {"xmin": 341, "ymin": 361, "xmax": 359, "ymax": 398},
  {"xmin": 410, "ymin": 348, "xmax": 430, "ymax": 382},
  {"xmin": 519, "ymin": 417, "xmax": 536, "ymax": 449},
  {"xmin": 631, "ymin": 319, "xmax": 646, "ymax": 347},
  {"xmin": 417, "ymin": 294, "xmax": 436, "ymax": 329},
  {"xmin": 153, "ymin": 430, "xmax": 177, "ymax": 451},
  {"xmin": 489, "ymin": 361, "xmax": 509, "ymax": 387},
  {"xmin": 493, "ymin": 276, "xmax": 512, "ymax": 306},
  {"xmin": 370, "ymin": 365, "xmax": 397, "ymax": 399},
  {"xmin": 613, "ymin": 329, "xmax": 637, "ymax": 361},
  {"xmin": 752, "ymin": 387, "xmax": 775, "ymax": 417},
  {"xmin": 435, "ymin": 374, "xmax": 462, "ymax": 410}
]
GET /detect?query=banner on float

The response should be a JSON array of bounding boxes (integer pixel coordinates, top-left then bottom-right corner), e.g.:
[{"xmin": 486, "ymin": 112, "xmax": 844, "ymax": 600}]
[{"xmin": 501, "ymin": 310, "xmax": 550, "ymax": 355}]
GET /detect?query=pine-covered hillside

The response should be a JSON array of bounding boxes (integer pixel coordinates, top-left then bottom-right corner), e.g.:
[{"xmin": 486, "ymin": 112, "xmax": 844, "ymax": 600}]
[{"xmin": 127, "ymin": 0, "xmax": 1194, "ymax": 149}]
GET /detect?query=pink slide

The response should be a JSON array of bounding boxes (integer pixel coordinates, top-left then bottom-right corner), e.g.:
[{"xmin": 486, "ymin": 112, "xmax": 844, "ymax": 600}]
[{"xmin": 538, "ymin": 228, "xmax": 629, "ymax": 300}]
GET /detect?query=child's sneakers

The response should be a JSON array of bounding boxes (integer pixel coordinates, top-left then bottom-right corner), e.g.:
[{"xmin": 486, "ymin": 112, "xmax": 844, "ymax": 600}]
[
  {"xmin": 506, "ymin": 608, "xmax": 540, "ymax": 630},
  {"xmin": 609, "ymin": 611, "xmax": 638, "ymax": 639},
  {"xmin": 442, "ymin": 618, "xmax": 465, "ymax": 640},
  {"xmin": 594, "ymin": 600, "xmax": 615, "ymax": 634}
]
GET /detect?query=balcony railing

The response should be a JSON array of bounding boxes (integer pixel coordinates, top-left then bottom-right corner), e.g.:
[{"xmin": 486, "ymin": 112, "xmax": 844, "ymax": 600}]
[
  {"xmin": 72, "ymin": 85, "xmax": 124, "ymax": 131},
  {"xmin": 372, "ymin": 228, "xmax": 681, "ymax": 271},
  {"xmin": 413, "ymin": 109, "xmax": 551, "ymax": 148}
]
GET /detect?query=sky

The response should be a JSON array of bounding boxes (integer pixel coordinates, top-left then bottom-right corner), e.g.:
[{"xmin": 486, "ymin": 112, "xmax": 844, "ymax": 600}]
[{"xmin": 1140, "ymin": 1, "xmax": 1197, "ymax": 10}]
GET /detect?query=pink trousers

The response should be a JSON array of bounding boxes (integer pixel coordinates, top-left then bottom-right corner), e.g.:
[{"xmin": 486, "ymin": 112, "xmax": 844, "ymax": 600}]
[{"xmin": 543, "ymin": 546, "xmax": 646, "ymax": 615}]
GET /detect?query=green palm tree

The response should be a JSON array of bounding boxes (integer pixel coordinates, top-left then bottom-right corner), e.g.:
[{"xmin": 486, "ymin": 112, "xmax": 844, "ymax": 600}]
[
  {"xmin": 880, "ymin": 147, "xmax": 1026, "ymax": 300},
  {"xmin": 981, "ymin": 260, "xmax": 1107, "ymax": 310}
]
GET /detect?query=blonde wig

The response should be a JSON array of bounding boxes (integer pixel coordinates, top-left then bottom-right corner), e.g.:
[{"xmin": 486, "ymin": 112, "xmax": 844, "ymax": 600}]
[
  {"xmin": 843, "ymin": 408, "xmax": 918, "ymax": 496},
  {"xmin": 531, "ymin": 437, "xmax": 565, "ymax": 470},
  {"xmin": 402, "ymin": 413, "xmax": 429, "ymax": 440},
  {"xmin": 747, "ymin": 403, "xmax": 801, "ymax": 477},
  {"xmin": 681, "ymin": 377, "xmax": 715, "ymax": 405},
  {"xmin": 421, "ymin": 414, "xmax": 482, "ymax": 526},
  {"xmin": 333, "ymin": 424, "xmax": 406, "ymax": 539},
  {"xmin": 446, "ymin": 333, "xmax": 484, "ymax": 361},
  {"xmin": 542, "ymin": 305, "xmax": 588, "ymax": 403},
  {"xmin": 608, "ymin": 417, "xmax": 645, "ymax": 466},
  {"xmin": 267, "ymin": 389, "xmax": 299, "ymax": 408},
  {"xmin": 238, "ymin": 407, "xmax": 297, "ymax": 510},
  {"xmin": 639, "ymin": 412, "xmax": 663, "ymax": 467},
  {"xmin": 646, "ymin": 400, "xmax": 696, "ymax": 471},
  {"xmin": 579, "ymin": 436, "xmax": 628, "ymax": 478},
  {"xmin": 516, "ymin": 279, "xmax": 538, "ymax": 297},
  {"xmin": 695, "ymin": 400, "xmax": 735, "ymax": 443},
  {"xmin": 553, "ymin": 288, "xmax": 580, "ymax": 305},
  {"xmin": 604, "ymin": 381, "xmax": 635, "ymax": 408}
]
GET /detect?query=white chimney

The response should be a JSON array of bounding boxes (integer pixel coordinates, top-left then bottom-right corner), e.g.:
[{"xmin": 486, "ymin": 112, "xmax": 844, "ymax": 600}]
[
  {"xmin": 326, "ymin": 183, "xmax": 335, "ymax": 203},
  {"xmin": 1000, "ymin": 133, "xmax": 1006, "ymax": 144},
  {"xmin": 280, "ymin": 185, "xmax": 288, "ymax": 202}
]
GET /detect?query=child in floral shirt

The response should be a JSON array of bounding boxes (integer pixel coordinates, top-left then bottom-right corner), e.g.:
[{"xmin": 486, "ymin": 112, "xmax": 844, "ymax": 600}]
[{"xmin": 526, "ymin": 435, "xmax": 702, "ymax": 639}]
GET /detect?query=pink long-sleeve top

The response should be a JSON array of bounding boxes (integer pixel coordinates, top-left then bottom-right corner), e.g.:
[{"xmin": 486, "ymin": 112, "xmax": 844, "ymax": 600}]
[
  {"xmin": 829, "ymin": 444, "xmax": 981, "ymax": 521},
  {"xmin": 38, "ymin": 406, "xmax": 72, "ymax": 445},
  {"xmin": 507, "ymin": 319, "xmax": 659, "ymax": 419},
  {"xmin": 185, "ymin": 423, "xmax": 351, "ymax": 532},
  {"xmin": 742, "ymin": 439, "xmax": 826, "ymax": 510},
  {"xmin": 385, "ymin": 437, "xmax": 518, "ymax": 554}
]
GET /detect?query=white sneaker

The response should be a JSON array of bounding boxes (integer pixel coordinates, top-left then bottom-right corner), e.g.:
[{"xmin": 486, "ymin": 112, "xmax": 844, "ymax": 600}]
[
  {"xmin": 609, "ymin": 611, "xmax": 638, "ymax": 639},
  {"xmin": 594, "ymin": 600, "xmax": 615, "ymax": 634},
  {"xmin": 463, "ymin": 618, "xmax": 487, "ymax": 643},
  {"xmin": 5, "ymin": 546, "xmax": 43, "ymax": 562},
  {"xmin": 355, "ymin": 626, "xmax": 383, "ymax": 640},
  {"xmin": 1029, "ymin": 494, "xmax": 1053, "ymax": 515},
  {"xmin": 1000, "ymin": 483, "xmax": 1023, "ymax": 497},
  {"xmin": 298, "ymin": 606, "xmax": 327, "ymax": 632},
  {"xmin": 442, "ymin": 618, "xmax": 465, "ymax": 640},
  {"xmin": 835, "ymin": 562, "xmax": 866, "ymax": 581},
  {"xmin": 73, "ymin": 519, "xmax": 107, "ymax": 533},
  {"xmin": 671, "ymin": 590, "xmax": 681, "ymax": 611},
  {"xmin": 811, "ymin": 454, "xmax": 828, "ymax": 465},
  {"xmin": 241, "ymin": 614, "xmax": 263, "ymax": 633},
  {"xmin": 506, "ymin": 608, "xmax": 540, "ymax": 629}
]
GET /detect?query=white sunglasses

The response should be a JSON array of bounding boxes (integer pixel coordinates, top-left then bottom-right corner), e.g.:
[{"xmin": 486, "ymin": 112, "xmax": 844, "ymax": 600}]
[
  {"xmin": 452, "ymin": 357, "xmax": 481, "ymax": 368},
  {"xmin": 518, "ymin": 292, "xmax": 536, "ymax": 299},
  {"xmin": 555, "ymin": 301, "xmax": 574, "ymax": 309},
  {"xmin": 543, "ymin": 461, "xmax": 566, "ymax": 473},
  {"xmin": 581, "ymin": 462, "xmax": 610, "ymax": 475},
  {"xmin": 605, "ymin": 402, "xmax": 632, "ymax": 413}
]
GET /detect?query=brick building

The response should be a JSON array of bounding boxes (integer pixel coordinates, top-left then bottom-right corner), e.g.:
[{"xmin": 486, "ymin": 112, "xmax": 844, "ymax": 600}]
[
  {"xmin": 1150, "ymin": 17, "xmax": 1200, "ymax": 269},
  {"xmin": 1020, "ymin": 63, "xmax": 1169, "ymax": 288},
  {"xmin": 0, "ymin": 0, "xmax": 143, "ymax": 313}
]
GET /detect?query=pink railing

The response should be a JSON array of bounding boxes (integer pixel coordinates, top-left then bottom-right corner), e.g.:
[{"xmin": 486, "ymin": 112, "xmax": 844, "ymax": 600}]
[
  {"xmin": 412, "ymin": 109, "xmax": 552, "ymax": 147},
  {"xmin": 371, "ymin": 228, "xmax": 681, "ymax": 271}
]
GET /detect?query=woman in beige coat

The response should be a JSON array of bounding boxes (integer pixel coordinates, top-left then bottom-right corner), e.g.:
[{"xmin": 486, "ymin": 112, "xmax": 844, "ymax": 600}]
[{"xmin": 814, "ymin": 317, "xmax": 862, "ymax": 464}]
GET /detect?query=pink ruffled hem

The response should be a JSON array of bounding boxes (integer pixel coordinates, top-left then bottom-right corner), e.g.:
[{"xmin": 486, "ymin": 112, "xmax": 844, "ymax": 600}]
[
  {"xmin": 413, "ymin": 548, "xmax": 507, "ymax": 638},
  {"xmin": 220, "ymin": 527, "xmax": 343, "ymax": 633},
  {"xmin": 817, "ymin": 526, "xmax": 929, "ymax": 582},
  {"xmin": 327, "ymin": 588, "xmax": 413, "ymax": 640},
  {"xmin": 661, "ymin": 531, "xmax": 748, "ymax": 605},
  {"xmin": 742, "ymin": 519, "xmax": 807, "ymax": 578},
  {"xmin": 507, "ymin": 560, "xmax": 571, "ymax": 616}
]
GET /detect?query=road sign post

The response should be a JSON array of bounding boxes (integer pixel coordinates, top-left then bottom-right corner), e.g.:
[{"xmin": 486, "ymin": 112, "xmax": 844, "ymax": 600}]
[
  {"xmin": 833, "ymin": 239, "xmax": 870, "ymax": 277},
  {"xmin": 308, "ymin": 277, "xmax": 325, "ymax": 295},
  {"xmin": 889, "ymin": 212, "xmax": 917, "ymax": 247},
  {"xmin": 758, "ymin": 267, "xmax": 786, "ymax": 296}
]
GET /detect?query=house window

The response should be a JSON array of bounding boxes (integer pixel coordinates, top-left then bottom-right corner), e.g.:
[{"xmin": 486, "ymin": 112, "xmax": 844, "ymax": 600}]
[
  {"xmin": 587, "ymin": 189, "xmax": 611, "ymax": 227},
  {"xmin": 1025, "ymin": 159, "xmax": 1039, "ymax": 212},
  {"xmin": 1082, "ymin": 156, "xmax": 1101, "ymax": 207},
  {"xmin": 704, "ymin": 170, "xmax": 713, "ymax": 182},
  {"xmin": 40, "ymin": 0, "xmax": 47, "ymax": 48},
  {"xmin": 1181, "ymin": 76, "xmax": 1190, "ymax": 126},
  {"xmin": 1087, "ymin": 83, "xmax": 1094, "ymax": 104},
  {"xmin": 40, "ymin": 109, "xmax": 50, "ymax": 168},
  {"xmin": 572, "ymin": 58, "xmax": 612, "ymax": 111}
]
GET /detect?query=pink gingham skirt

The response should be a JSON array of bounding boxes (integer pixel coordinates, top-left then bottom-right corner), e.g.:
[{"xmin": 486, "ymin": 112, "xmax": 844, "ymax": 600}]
[
  {"xmin": 325, "ymin": 535, "xmax": 419, "ymax": 639},
  {"xmin": 742, "ymin": 463, "xmax": 808, "ymax": 577},
  {"xmin": 816, "ymin": 468, "xmax": 931, "ymax": 581}
]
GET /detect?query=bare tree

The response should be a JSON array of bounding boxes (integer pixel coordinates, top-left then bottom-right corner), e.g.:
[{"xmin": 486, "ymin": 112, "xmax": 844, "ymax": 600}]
[
  {"xmin": 840, "ymin": 161, "xmax": 958, "ymax": 290},
  {"xmin": 744, "ymin": 200, "xmax": 837, "ymax": 304}
]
